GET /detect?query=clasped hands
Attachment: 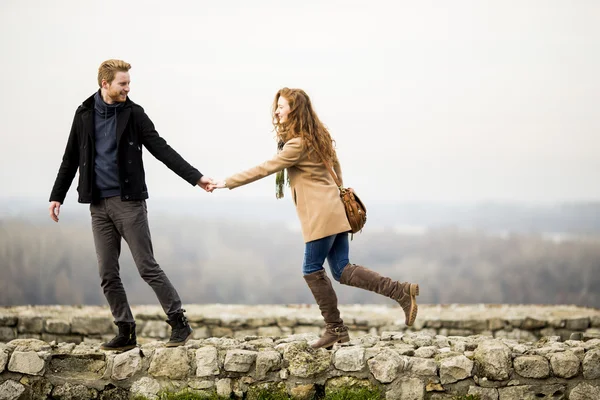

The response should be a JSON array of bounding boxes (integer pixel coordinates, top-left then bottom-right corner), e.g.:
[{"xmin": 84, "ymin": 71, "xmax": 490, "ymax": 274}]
[{"xmin": 197, "ymin": 176, "xmax": 226, "ymax": 193}]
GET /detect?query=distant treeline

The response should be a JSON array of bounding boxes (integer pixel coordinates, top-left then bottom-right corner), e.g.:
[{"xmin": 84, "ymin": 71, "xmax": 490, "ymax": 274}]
[{"xmin": 1, "ymin": 216, "xmax": 599, "ymax": 307}]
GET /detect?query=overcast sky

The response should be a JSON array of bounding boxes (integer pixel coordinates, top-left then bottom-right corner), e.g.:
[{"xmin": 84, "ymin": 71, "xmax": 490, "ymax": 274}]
[{"xmin": 1, "ymin": 0, "xmax": 598, "ymax": 205}]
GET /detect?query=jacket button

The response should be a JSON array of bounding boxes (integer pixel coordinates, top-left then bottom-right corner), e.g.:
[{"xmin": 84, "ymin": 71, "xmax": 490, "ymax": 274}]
[
  {"xmin": 125, "ymin": 179, "xmax": 129, "ymax": 183},
  {"xmin": 83, "ymin": 162, "xmax": 86, "ymax": 166},
  {"xmin": 124, "ymin": 195, "xmax": 129, "ymax": 200},
  {"xmin": 129, "ymin": 142, "xmax": 133, "ymax": 145},
  {"xmin": 128, "ymin": 160, "xmax": 132, "ymax": 164}
]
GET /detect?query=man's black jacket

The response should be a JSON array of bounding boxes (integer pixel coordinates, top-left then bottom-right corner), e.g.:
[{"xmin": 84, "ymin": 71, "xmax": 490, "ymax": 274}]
[{"xmin": 50, "ymin": 91, "xmax": 202, "ymax": 204}]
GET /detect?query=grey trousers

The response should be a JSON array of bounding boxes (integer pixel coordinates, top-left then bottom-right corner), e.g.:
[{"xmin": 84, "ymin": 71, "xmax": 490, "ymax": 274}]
[{"xmin": 90, "ymin": 197, "xmax": 182, "ymax": 322}]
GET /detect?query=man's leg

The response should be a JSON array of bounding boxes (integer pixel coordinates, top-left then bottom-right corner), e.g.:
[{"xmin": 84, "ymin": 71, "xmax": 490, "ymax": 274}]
[
  {"xmin": 91, "ymin": 200, "xmax": 137, "ymax": 351},
  {"xmin": 90, "ymin": 200, "xmax": 134, "ymax": 322},
  {"xmin": 108, "ymin": 198, "xmax": 182, "ymax": 316},
  {"xmin": 109, "ymin": 198, "xmax": 191, "ymax": 346}
]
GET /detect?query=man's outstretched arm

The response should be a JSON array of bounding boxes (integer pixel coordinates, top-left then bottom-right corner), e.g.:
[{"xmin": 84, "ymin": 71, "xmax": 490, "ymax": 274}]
[{"xmin": 49, "ymin": 111, "xmax": 80, "ymax": 221}]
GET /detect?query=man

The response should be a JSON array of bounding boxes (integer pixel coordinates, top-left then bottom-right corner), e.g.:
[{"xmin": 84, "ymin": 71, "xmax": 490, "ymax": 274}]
[{"xmin": 49, "ymin": 59, "xmax": 212, "ymax": 351}]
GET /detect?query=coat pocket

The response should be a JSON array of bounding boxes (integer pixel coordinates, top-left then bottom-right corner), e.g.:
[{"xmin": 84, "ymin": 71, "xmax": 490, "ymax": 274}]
[{"xmin": 292, "ymin": 187, "xmax": 298, "ymax": 206}]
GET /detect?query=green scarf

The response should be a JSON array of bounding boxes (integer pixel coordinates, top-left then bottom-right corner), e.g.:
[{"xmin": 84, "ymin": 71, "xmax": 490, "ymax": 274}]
[{"xmin": 275, "ymin": 140, "xmax": 289, "ymax": 199}]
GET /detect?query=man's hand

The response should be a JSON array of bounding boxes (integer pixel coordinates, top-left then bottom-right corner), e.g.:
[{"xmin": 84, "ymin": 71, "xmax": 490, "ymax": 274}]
[
  {"xmin": 207, "ymin": 180, "xmax": 227, "ymax": 191},
  {"xmin": 197, "ymin": 176, "xmax": 215, "ymax": 192},
  {"xmin": 49, "ymin": 201, "xmax": 61, "ymax": 222}
]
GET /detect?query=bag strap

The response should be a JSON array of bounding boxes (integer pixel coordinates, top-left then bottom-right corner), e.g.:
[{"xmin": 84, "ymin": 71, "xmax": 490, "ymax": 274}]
[{"xmin": 312, "ymin": 146, "xmax": 343, "ymax": 190}]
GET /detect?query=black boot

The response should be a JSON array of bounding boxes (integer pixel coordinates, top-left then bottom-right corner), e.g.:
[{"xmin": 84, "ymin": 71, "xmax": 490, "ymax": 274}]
[
  {"xmin": 166, "ymin": 309, "xmax": 193, "ymax": 347},
  {"xmin": 100, "ymin": 321, "xmax": 137, "ymax": 351}
]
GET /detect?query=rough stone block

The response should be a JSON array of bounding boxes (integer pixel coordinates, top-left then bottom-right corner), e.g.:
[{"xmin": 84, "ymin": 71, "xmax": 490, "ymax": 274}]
[
  {"xmin": 584, "ymin": 328, "xmax": 600, "ymax": 341},
  {"xmin": 216, "ymin": 378, "xmax": 232, "ymax": 397},
  {"xmin": 17, "ymin": 317, "xmax": 44, "ymax": 334},
  {"xmin": 293, "ymin": 326, "xmax": 321, "ymax": 335},
  {"xmin": 289, "ymin": 384, "xmax": 316, "ymax": 400},
  {"xmin": 438, "ymin": 355, "xmax": 473, "ymax": 384},
  {"xmin": 71, "ymin": 317, "xmax": 114, "ymax": 335},
  {"xmin": 582, "ymin": 348, "xmax": 600, "ymax": 379},
  {"xmin": 521, "ymin": 317, "xmax": 546, "ymax": 330},
  {"xmin": 488, "ymin": 318, "xmax": 505, "ymax": 331},
  {"xmin": 212, "ymin": 326, "xmax": 234, "ymax": 338},
  {"xmin": 45, "ymin": 319, "xmax": 71, "ymax": 334},
  {"xmin": 130, "ymin": 377, "xmax": 160, "ymax": 400},
  {"xmin": 334, "ymin": 347, "xmax": 365, "ymax": 372},
  {"xmin": 49, "ymin": 353, "xmax": 106, "ymax": 379},
  {"xmin": 494, "ymin": 328, "xmax": 537, "ymax": 342},
  {"xmin": 498, "ymin": 385, "xmax": 565, "ymax": 400},
  {"xmin": 255, "ymin": 350, "xmax": 281, "ymax": 379},
  {"xmin": 414, "ymin": 346, "xmax": 437, "ymax": 358},
  {"xmin": 0, "ymin": 344, "xmax": 8, "ymax": 373},
  {"xmin": 569, "ymin": 382, "xmax": 600, "ymax": 400},
  {"xmin": 41, "ymin": 333, "xmax": 83, "ymax": 344},
  {"xmin": 8, "ymin": 351, "xmax": 45, "ymax": 375},
  {"xmin": 112, "ymin": 348, "xmax": 142, "ymax": 380},
  {"xmin": 433, "ymin": 335, "xmax": 450, "ymax": 348},
  {"xmin": 51, "ymin": 383, "xmax": 97, "ymax": 400},
  {"xmin": 549, "ymin": 350, "xmax": 580, "ymax": 378},
  {"xmin": 283, "ymin": 342, "xmax": 330, "ymax": 378},
  {"xmin": 195, "ymin": 346, "xmax": 219, "ymax": 377},
  {"xmin": 473, "ymin": 340, "xmax": 512, "ymax": 380},
  {"xmin": 191, "ymin": 325, "xmax": 209, "ymax": 339},
  {"xmin": 224, "ymin": 349, "xmax": 258, "ymax": 372},
  {"xmin": 408, "ymin": 357, "xmax": 437, "ymax": 376},
  {"xmin": 0, "ymin": 316, "xmax": 18, "ymax": 327},
  {"xmin": 233, "ymin": 329, "xmax": 258, "ymax": 339},
  {"xmin": 325, "ymin": 376, "xmax": 373, "ymax": 393},
  {"xmin": 402, "ymin": 333, "xmax": 433, "ymax": 347},
  {"xmin": 565, "ymin": 318, "xmax": 590, "ymax": 331},
  {"xmin": 139, "ymin": 320, "xmax": 167, "ymax": 339},
  {"xmin": 188, "ymin": 380, "xmax": 214, "ymax": 390},
  {"xmin": 0, "ymin": 380, "xmax": 26, "ymax": 400},
  {"xmin": 386, "ymin": 377, "xmax": 424, "ymax": 400},
  {"xmin": 258, "ymin": 326, "xmax": 283, "ymax": 337},
  {"xmin": 367, "ymin": 349, "xmax": 405, "ymax": 383},
  {"xmin": 514, "ymin": 355, "xmax": 550, "ymax": 378},
  {"xmin": 0, "ymin": 327, "xmax": 16, "ymax": 342},
  {"xmin": 148, "ymin": 347, "xmax": 189, "ymax": 379},
  {"xmin": 468, "ymin": 386, "xmax": 499, "ymax": 400}
]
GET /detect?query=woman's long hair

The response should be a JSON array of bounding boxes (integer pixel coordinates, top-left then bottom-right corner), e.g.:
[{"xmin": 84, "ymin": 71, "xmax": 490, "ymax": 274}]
[
  {"xmin": 272, "ymin": 88, "xmax": 336, "ymax": 162},
  {"xmin": 273, "ymin": 88, "xmax": 337, "ymax": 199}
]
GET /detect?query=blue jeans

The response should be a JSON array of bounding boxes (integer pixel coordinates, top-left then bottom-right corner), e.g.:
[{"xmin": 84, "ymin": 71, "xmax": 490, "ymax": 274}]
[{"xmin": 303, "ymin": 233, "xmax": 350, "ymax": 282}]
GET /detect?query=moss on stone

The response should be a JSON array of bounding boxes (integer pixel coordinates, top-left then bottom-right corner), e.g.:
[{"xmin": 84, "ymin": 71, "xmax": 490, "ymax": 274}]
[
  {"xmin": 283, "ymin": 341, "xmax": 331, "ymax": 378},
  {"xmin": 247, "ymin": 382, "xmax": 289, "ymax": 400}
]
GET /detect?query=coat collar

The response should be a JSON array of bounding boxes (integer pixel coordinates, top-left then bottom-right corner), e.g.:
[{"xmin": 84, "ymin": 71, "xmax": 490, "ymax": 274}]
[{"xmin": 80, "ymin": 90, "xmax": 134, "ymax": 143}]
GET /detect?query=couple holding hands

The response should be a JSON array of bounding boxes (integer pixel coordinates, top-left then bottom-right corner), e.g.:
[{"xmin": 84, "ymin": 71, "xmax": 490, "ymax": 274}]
[{"xmin": 49, "ymin": 59, "xmax": 419, "ymax": 352}]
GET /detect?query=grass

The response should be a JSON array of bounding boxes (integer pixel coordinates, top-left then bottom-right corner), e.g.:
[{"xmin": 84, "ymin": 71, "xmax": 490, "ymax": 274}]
[
  {"xmin": 131, "ymin": 387, "xmax": 481, "ymax": 400},
  {"xmin": 325, "ymin": 387, "xmax": 383, "ymax": 400},
  {"xmin": 132, "ymin": 387, "xmax": 384, "ymax": 400}
]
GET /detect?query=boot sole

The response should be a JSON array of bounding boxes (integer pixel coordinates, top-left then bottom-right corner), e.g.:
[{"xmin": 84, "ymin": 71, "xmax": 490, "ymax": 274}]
[
  {"xmin": 100, "ymin": 344, "xmax": 136, "ymax": 352},
  {"xmin": 165, "ymin": 331, "xmax": 193, "ymax": 347},
  {"xmin": 324, "ymin": 336, "xmax": 350, "ymax": 350},
  {"xmin": 311, "ymin": 335, "xmax": 350, "ymax": 350},
  {"xmin": 406, "ymin": 284, "xmax": 419, "ymax": 326}
]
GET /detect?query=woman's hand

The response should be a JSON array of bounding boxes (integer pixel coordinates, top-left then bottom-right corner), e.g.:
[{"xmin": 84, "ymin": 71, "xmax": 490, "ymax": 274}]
[{"xmin": 208, "ymin": 180, "xmax": 227, "ymax": 191}]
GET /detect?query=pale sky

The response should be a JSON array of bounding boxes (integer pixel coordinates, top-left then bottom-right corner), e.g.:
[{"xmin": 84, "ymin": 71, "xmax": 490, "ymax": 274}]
[{"xmin": 1, "ymin": 0, "xmax": 598, "ymax": 204}]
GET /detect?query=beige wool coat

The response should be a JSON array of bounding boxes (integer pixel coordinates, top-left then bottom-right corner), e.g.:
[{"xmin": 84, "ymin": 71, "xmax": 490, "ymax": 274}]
[{"xmin": 226, "ymin": 137, "xmax": 351, "ymax": 243}]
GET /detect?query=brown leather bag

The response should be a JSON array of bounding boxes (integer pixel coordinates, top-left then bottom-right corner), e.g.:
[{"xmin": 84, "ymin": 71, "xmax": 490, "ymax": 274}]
[{"xmin": 318, "ymin": 151, "xmax": 367, "ymax": 235}]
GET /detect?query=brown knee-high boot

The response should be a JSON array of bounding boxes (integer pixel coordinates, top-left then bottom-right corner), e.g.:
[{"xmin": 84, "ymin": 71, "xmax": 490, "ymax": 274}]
[
  {"xmin": 304, "ymin": 270, "xmax": 350, "ymax": 349},
  {"xmin": 340, "ymin": 264, "xmax": 419, "ymax": 326}
]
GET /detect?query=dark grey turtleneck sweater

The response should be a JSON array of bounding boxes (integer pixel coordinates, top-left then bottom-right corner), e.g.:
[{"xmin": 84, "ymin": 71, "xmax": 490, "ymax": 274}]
[{"xmin": 93, "ymin": 91, "xmax": 123, "ymax": 198}]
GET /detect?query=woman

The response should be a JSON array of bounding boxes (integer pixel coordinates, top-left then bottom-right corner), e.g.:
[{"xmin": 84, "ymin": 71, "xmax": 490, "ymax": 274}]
[{"xmin": 210, "ymin": 88, "xmax": 419, "ymax": 349}]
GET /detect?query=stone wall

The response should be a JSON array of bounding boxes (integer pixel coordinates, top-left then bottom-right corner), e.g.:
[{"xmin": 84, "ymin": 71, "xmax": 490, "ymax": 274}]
[
  {"xmin": 0, "ymin": 332, "xmax": 599, "ymax": 399},
  {"xmin": 1, "ymin": 304, "xmax": 600, "ymax": 345}
]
